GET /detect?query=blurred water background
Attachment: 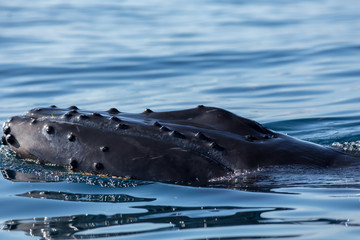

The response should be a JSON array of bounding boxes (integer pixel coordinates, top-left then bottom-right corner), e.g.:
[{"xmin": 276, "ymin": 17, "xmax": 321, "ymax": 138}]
[{"xmin": 1, "ymin": 0, "xmax": 360, "ymax": 239}]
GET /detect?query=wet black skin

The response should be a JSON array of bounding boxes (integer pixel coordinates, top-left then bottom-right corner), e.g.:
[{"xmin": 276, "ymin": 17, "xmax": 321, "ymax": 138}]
[{"xmin": 2, "ymin": 105, "xmax": 358, "ymax": 184}]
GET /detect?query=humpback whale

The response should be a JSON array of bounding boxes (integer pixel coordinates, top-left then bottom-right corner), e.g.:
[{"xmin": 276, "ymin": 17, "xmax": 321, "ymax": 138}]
[{"xmin": 1, "ymin": 106, "xmax": 358, "ymax": 184}]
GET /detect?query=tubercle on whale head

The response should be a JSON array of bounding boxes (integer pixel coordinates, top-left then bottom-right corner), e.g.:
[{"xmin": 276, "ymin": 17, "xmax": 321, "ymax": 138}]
[
  {"xmin": 24, "ymin": 104, "xmax": 216, "ymax": 120},
  {"xmin": 25, "ymin": 105, "xmax": 128, "ymax": 120},
  {"xmin": 107, "ymin": 108, "xmax": 120, "ymax": 114}
]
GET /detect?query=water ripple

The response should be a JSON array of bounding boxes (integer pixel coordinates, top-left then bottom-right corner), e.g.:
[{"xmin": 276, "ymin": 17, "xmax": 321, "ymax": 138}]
[{"xmin": 1, "ymin": 0, "xmax": 360, "ymax": 239}]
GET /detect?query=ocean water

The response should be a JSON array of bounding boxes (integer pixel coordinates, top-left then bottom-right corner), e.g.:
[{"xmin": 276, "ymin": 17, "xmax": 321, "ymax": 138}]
[{"xmin": 1, "ymin": 0, "xmax": 360, "ymax": 239}]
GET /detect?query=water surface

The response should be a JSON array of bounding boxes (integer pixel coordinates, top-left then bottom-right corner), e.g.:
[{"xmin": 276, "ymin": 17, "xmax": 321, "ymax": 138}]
[{"xmin": 1, "ymin": 0, "xmax": 360, "ymax": 239}]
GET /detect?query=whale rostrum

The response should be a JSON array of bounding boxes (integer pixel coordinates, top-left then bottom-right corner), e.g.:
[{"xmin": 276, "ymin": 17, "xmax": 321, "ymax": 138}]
[{"xmin": 2, "ymin": 106, "xmax": 358, "ymax": 184}]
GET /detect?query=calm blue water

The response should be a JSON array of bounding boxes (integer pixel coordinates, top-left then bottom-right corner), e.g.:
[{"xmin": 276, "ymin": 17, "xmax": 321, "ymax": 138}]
[{"xmin": 1, "ymin": 0, "xmax": 360, "ymax": 239}]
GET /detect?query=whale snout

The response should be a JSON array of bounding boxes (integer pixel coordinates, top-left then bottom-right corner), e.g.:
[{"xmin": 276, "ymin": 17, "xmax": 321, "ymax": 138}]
[
  {"xmin": 1, "ymin": 116, "xmax": 42, "ymax": 159},
  {"xmin": 2, "ymin": 119, "xmax": 20, "ymax": 148}
]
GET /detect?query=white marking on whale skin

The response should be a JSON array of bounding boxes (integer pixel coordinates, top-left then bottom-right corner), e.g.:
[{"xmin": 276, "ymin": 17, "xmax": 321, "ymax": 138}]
[{"xmin": 42, "ymin": 125, "xmax": 52, "ymax": 141}]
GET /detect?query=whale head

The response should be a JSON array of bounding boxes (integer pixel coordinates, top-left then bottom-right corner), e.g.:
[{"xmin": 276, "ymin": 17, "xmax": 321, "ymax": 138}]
[{"xmin": 2, "ymin": 106, "xmax": 232, "ymax": 183}]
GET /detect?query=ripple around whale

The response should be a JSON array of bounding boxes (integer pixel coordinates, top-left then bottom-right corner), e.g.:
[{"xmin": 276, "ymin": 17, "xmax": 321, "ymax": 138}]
[{"xmin": 2, "ymin": 105, "xmax": 360, "ymax": 185}]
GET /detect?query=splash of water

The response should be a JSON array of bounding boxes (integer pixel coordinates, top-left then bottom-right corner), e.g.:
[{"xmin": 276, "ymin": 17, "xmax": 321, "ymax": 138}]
[{"xmin": 331, "ymin": 140, "xmax": 360, "ymax": 152}]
